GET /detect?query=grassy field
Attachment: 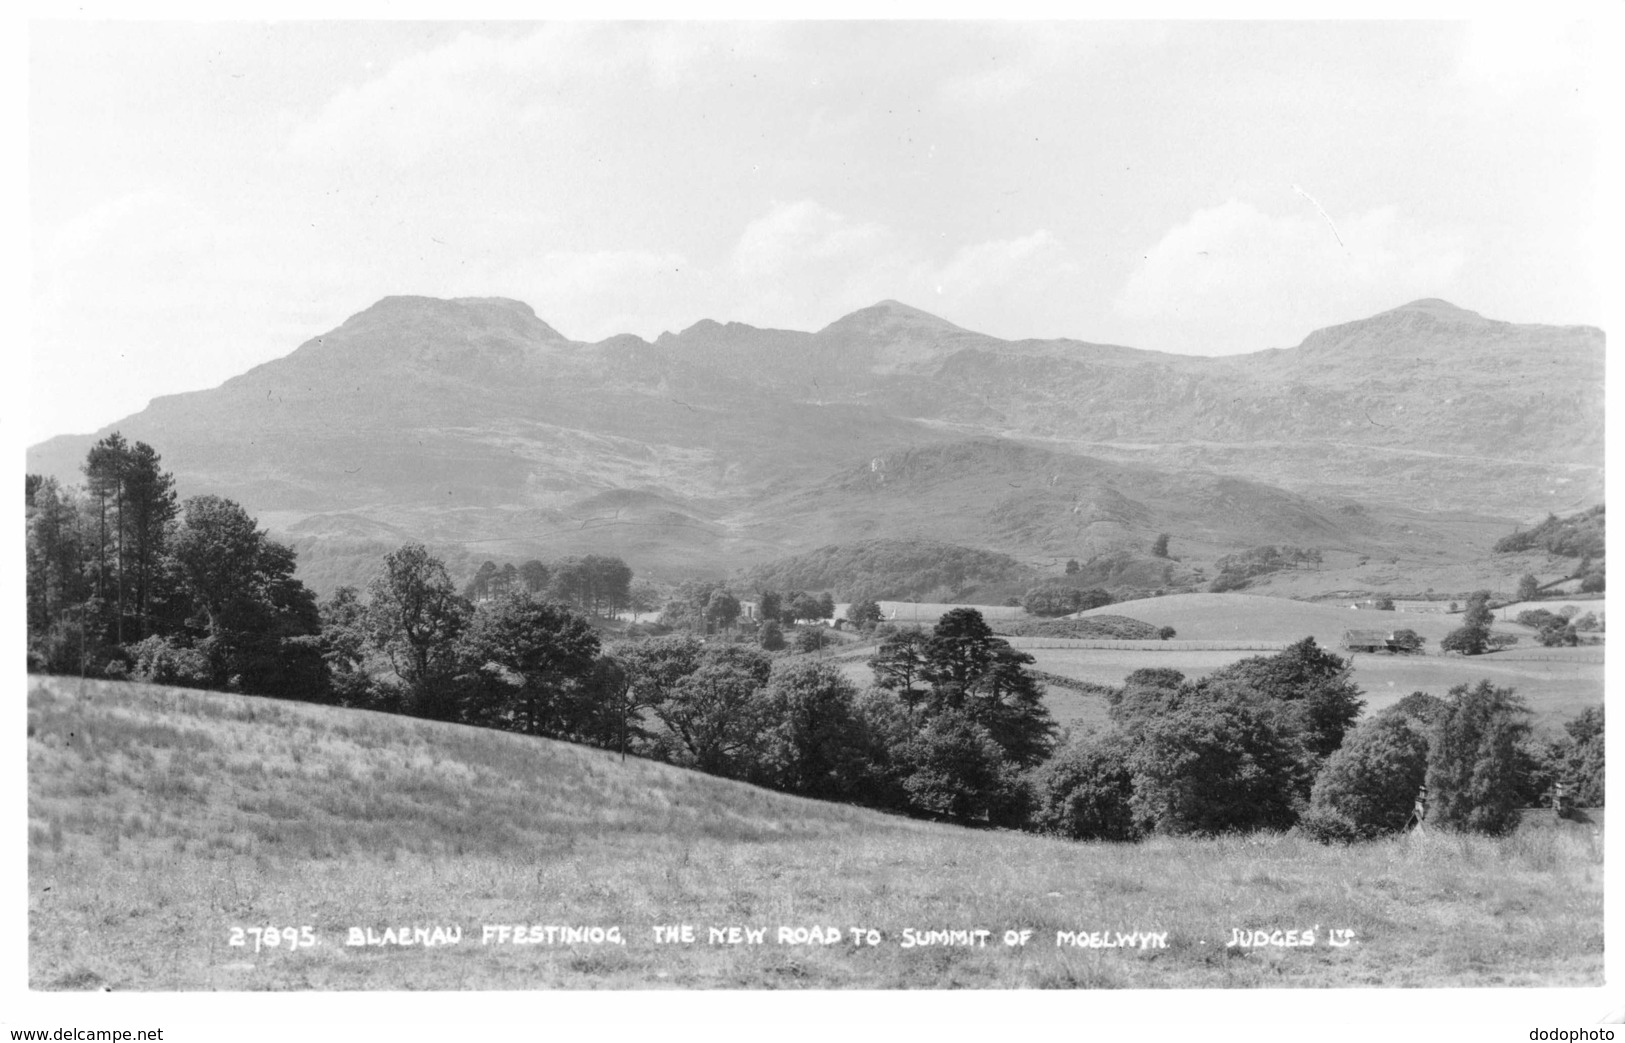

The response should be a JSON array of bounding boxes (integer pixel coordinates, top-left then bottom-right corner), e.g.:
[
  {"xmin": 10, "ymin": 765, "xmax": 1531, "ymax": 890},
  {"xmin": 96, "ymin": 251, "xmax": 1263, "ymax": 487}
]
[
  {"xmin": 27, "ymin": 677, "xmax": 1602, "ymax": 991},
  {"xmin": 1075, "ymin": 592, "xmax": 1495, "ymax": 648}
]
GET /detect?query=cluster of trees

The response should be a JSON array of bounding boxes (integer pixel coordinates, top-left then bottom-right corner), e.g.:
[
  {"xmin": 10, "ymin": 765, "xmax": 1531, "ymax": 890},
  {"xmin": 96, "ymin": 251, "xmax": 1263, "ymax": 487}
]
[
  {"xmin": 1032, "ymin": 638, "xmax": 1603, "ymax": 843},
  {"xmin": 863, "ymin": 609, "xmax": 1056, "ymax": 822},
  {"xmin": 737, "ymin": 538, "xmax": 1028, "ymax": 604},
  {"xmin": 655, "ymin": 582, "xmax": 838, "ymax": 636},
  {"xmin": 1208, "ymin": 545, "xmax": 1324, "ymax": 593},
  {"xmin": 1440, "ymin": 591, "xmax": 1518, "ymax": 655},
  {"xmin": 1304, "ymin": 688, "xmax": 1603, "ymax": 840},
  {"xmin": 1493, "ymin": 505, "xmax": 1605, "ymax": 559},
  {"xmin": 1020, "ymin": 585, "xmax": 1113, "ymax": 618},
  {"xmin": 27, "ymin": 437, "xmax": 326, "ymax": 696},
  {"xmin": 463, "ymin": 555, "xmax": 640, "ymax": 618},
  {"xmin": 1515, "ymin": 606, "xmax": 1591, "ymax": 647}
]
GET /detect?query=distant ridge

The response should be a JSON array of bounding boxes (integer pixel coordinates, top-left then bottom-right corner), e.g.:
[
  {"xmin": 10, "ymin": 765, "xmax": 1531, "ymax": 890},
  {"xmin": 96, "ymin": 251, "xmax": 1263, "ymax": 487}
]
[{"xmin": 26, "ymin": 294, "xmax": 1603, "ymax": 592}]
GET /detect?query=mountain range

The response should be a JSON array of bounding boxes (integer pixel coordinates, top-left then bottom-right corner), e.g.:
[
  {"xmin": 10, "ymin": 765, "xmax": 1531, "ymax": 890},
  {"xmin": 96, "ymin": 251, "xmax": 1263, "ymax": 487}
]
[{"xmin": 26, "ymin": 295, "xmax": 1604, "ymax": 594}]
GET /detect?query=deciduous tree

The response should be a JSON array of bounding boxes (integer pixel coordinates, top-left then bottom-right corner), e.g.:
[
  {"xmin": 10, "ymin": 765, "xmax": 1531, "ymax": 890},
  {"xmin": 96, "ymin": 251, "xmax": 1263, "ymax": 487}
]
[{"xmin": 1425, "ymin": 680, "xmax": 1532, "ymax": 835}]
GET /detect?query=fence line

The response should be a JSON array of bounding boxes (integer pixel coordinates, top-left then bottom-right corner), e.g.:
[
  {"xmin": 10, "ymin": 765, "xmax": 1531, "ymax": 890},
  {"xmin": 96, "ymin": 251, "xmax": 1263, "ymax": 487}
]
[
  {"xmin": 1001, "ymin": 638, "xmax": 1291, "ymax": 652},
  {"xmin": 1485, "ymin": 651, "xmax": 1605, "ymax": 664}
]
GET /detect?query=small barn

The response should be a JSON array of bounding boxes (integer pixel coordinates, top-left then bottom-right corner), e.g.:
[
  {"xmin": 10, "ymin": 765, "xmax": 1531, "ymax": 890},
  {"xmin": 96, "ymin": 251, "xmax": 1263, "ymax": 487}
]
[{"xmin": 1342, "ymin": 628, "xmax": 1399, "ymax": 653}]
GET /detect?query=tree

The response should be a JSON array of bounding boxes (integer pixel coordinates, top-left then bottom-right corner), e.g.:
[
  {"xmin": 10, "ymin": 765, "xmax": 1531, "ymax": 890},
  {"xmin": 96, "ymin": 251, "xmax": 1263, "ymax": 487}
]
[
  {"xmin": 868, "ymin": 627, "xmax": 931, "ymax": 715},
  {"xmin": 1029, "ymin": 735, "xmax": 1139, "ymax": 841},
  {"xmin": 1126, "ymin": 686, "xmax": 1308, "ymax": 835},
  {"xmin": 964, "ymin": 642, "xmax": 1055, "ymax": 768},
  {"xmin": 167, "ymin": 495, "xmax": 323, "ymax": 697},
  {"xmin": 1555, "ymin": 706, "xmax": 1605, "ymax": 806},
  {"xmin": 1517, "ymin": 573, "xmax": 1541, "ymax": 602},
  {"xmin": 616, "ymin": 634, "xmax": 706, "ymax": 731},
  {"xmin": 1389, "ymin": 629, "xmax": 1425, "ymax": 654},
  {"xmin": 1205, "ymin": 637, "xmax": 1364, "ymax": 761},
  {"xmin": 118, "ymin": 440, "xmax": 178, "ymax": 639},
  {"xmin": 318, "ymin": 586, "xmax": 381, "ymax": 708},
  {"xmin": 25, "ymin": 476, "xmax": 89, "ymax": 653},
  {"xmin": 1306, "ymin": 708, "xmax": 1432, "ymax": 838},
  {"xmin": 899, "ymin": 712, "xmax": 1017, "ymax": 824},
  {"xmin": 782, "ymin": 591, "xmax": 827, "ymax": 624},
  {"xmin": 922, "ymin": 607, "xmax": 999, "ymax": 705},
  {"xmin": 367, "ymin": 542, "xmax": 470, "ymax": 719},
  {"xmin": 846, "ymin": 598, "xmax": 883, "ymax": 630},
  {"xmin": 760, "ymin": 661, "xmax": 867, "ymax": 799},
  {"xmin": 1425, "ymin": 680, "xmax": 1532, "ymax": 835},
  {"xmin": 1151, "ymin": 533, "xmax": 1170, "ymax": 559},
  {"xmin": 518, "ymin": 559, "xmax": 550, "ymax": 594},
  {"xmin": 758, "ymin": 620, "xmax": 786, "ymax": 651},
  {"xmin": 83, "ymin": 432, "xmax": 132, "ymax": 643},
  {"xmin": 649, "ymin": 645, "xmax": 773, "ymax": 779},
  {"xmin": 1440, "ymin": 590, "xmax": 1494, "ymax": 656},
  {"xmin": 460, "ymin": 593, "xmax": 601, "ymax": 738},
  {"xmin": 1065, "ymin": 558, "xmax": 1080, "ymax": 575},
  {"xmin": 704, "ymin": 589, "xmax": 742, "ymax": 631},
  {"xmin": 916, "ymin": 607, "xmax": 1054, "ymax": 768},
  {"xmin": 757, "ymin": 591, "xmax": 782, "ymax": 626},
  {"xmin": 464, "ymin": 560, "xmax": 500, "ymax": 601}
]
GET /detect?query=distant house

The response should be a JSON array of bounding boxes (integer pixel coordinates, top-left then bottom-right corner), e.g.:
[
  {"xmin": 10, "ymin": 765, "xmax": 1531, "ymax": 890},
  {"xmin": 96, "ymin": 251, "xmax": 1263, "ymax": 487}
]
[{"xmin": 1342, "ymin": 629, "xmax": 1400, "ymax": 652}]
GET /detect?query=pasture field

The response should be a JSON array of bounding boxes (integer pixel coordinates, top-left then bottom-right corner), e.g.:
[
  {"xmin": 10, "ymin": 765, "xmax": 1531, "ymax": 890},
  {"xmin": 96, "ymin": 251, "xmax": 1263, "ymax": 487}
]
[
  {"xmin": 27, "ymin": 677, "xmax": 1601, "ymax": 991},
  {"xmin": 1074, "ymin": 592, "xmax": 1511, "ymax": 649}
]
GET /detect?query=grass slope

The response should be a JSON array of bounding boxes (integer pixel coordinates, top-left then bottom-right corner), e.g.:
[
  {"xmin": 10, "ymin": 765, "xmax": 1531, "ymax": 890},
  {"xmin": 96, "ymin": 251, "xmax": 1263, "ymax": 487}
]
[{"xmin": 27, "ymin": 677, "xmax": 1600, "ymax": 990}]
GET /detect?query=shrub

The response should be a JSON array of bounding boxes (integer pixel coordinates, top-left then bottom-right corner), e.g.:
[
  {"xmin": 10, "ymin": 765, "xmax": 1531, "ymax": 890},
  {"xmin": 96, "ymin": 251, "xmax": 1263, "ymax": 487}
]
[
  {"xmin": 1296, "ymin": 806, "xmax": 1366, "ymax": 845},
  {"xmin": 127, "ymin": 635, "xmax": 213, "ymax": 688},
  {"xmin": 792, "ymin": 627, "xmax": 832, "ymax": 654},
  {"xmin": 1157, "ymin": 625, "xmax": 1177, "ymax": 640},
  {"xmin": 1581, "ymin": 571, "xmax": 1605, "ymax": 593}
]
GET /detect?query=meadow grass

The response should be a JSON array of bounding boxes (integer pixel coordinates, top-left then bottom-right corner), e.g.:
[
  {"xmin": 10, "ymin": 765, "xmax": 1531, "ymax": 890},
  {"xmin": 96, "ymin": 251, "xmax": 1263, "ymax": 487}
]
[{"xmin": 27, "ymin": 677, "xmax": 1602, "ymax": 991}]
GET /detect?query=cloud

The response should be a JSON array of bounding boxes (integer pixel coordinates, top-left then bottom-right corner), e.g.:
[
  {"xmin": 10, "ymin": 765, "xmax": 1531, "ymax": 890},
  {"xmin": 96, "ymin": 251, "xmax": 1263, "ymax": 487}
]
[
  {"xmin": 1114, "ymin": 198, "xmax": 1465, "ymax": 350},
  {"xmin": 285, "ymin": 24, "xmax": 785, "ymax": 164}
]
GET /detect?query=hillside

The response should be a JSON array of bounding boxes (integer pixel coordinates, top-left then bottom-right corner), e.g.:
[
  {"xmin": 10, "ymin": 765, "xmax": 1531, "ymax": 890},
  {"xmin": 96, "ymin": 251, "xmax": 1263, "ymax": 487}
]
[
  {"xmin": 26, "ymin": 295, "xmax": 1601, "ymax": 592},
  {"xmin": 733, "ymin": 537, "xmax": 1035, "ymax": 601},
  {"xmin": 27, "ymin": 677, "xmax": 1602, "ymax": 990}
]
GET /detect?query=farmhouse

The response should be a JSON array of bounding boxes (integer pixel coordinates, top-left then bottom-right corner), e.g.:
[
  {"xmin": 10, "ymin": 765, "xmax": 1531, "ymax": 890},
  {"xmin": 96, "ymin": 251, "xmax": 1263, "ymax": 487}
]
[{"xmin": 1342, "ymin": 628, "xmax": 1401, "ymax": 653}]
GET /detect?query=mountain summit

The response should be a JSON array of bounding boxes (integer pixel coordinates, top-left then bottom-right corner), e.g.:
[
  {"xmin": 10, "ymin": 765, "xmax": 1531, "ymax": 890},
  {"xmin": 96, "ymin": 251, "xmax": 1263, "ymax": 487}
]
[{"xmin": 26, "ymin": 295, "xmax": 1603, "ymax": 589}]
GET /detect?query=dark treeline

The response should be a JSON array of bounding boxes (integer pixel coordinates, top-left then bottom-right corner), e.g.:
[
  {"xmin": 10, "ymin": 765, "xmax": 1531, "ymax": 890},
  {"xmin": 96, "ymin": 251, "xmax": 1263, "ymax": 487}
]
[
  {"xmin": 25, "ymin": 435, "xmax": 1603, "ymax": 842},
  {"xmin": 462, "ymin": 555, "xmax": 638, "ymax": 619}
]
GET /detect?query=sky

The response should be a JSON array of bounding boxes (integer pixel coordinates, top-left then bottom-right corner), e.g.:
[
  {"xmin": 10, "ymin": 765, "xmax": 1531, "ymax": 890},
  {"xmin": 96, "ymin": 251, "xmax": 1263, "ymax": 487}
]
[{"xmin": 26, "ymin": 17, "xmax": 1608, "ymax": 446}]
